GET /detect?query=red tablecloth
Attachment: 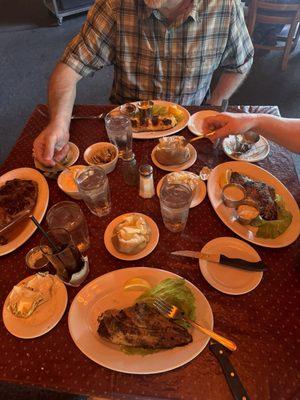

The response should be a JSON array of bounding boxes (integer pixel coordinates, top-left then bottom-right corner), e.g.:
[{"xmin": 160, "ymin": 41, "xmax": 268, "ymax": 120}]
[{"xmin": 0, "ymin": 105, "xmax": 299, "ymax": 400}]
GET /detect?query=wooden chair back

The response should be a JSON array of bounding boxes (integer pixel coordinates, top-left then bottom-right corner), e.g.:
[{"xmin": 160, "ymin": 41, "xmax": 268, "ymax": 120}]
[{"xmin": 247, "ymin": 1, "xmax": 300, "ymax": 69}]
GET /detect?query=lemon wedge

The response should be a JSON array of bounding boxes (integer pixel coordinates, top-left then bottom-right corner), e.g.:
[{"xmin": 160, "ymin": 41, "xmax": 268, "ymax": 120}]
[
  {"xmin": 123, "ymin": 277, "xmax": 151, "ymax": 292},
  {"xmin": 219, "ymin": 168, "xmax": 232, "ymax": 188}
]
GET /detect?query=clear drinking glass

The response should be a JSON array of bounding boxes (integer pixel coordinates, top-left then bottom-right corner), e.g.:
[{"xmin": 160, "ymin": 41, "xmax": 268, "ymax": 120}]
[
  {"xmin": 46, "ymin": 201, "xmax": 90, "ymax": 253},
  {"xmin": 160, "ymin": 182, "xmax": 192, "ymax": 232},
  {"xmin": 76, "ymin": 166, "xmax": 111, "ymax": 217},
  {"xmin": 105, "ymin": 111, "xmax": 132, "ymax": 158},
  {"xmin": 40, "ymin": 228, "xmax": 86, "ymax": 285}
]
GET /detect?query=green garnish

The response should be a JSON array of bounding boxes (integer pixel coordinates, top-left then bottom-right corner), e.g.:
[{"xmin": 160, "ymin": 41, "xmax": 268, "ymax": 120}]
[
  {"xmin": 138, "ymin": 278, "xmax": 196, "ymax": 322},
  {"xmin": 250, "ymin": 195, "xmax": 293, "ymax": 238},
  {"xmin": 151, "ymin": 105, "xmax": 168, "ymax": 116}
]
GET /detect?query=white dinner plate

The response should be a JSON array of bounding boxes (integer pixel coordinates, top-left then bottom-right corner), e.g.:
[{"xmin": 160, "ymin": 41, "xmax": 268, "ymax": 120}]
[
  {"xmin": 156, "ymin": 172, "xmax": 206, "ymax": 208},
  {"xmin": 207, "ymin": 161, "xmax": 300, "ymax": 248},
  {"xmin": 151, "ymin": 143, "xmax": 197, "ymax": 172},
  {"xmin": 222, "ymin": 135, "xmax": 270, "ymax": 162},
  {"xmin": 199, "ymin": 237, "xmax": 263, "ymax": 295},
  {"xmin": 68, "ymin": 267, "xmax": 214, "ymax": 374},
  {"xmin": 0, "ymin": 168, "xmax": 49, "ymax": 256},
  {"xmin": 188, "ymin": 110, "xmax": 220, "ymax": 136},
  {"xmin": 112, "ymin": 100, "xmax": 190, "ymax": 139},
  {"xmin": 3, "ymin": 274, "xmax": 68, "ymax": 339},
  {"xmin": 104, "ymin": 213, "xmax": 159, "ymax": 261}
]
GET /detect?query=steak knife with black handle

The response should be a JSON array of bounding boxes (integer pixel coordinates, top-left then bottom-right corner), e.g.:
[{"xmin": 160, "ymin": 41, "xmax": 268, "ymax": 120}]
[
  {"xmin": 209, "ymin": 340, "xmax": 250, "ymax": 400},
  {"xmin": 171, "ymin": 251, "xmax": 266, "ymax": 272}
]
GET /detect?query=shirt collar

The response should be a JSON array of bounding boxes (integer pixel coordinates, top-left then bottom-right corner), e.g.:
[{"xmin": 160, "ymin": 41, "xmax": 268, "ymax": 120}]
[{"xmin": 138, "ymin": 0, "xmax": 200, "ymax": 23}]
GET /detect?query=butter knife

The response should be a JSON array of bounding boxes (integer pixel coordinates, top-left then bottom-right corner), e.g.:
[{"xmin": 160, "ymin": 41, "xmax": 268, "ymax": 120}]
[
  {"xmin": 171, "ymin": 250, "xmax": 266, "ymax": 272},
  {"xmin": 209, "ymin": 340, "xmax": 250, "ymax": 400},
  {"xmin": 0, "ymin": 209, "xmax": 31, "ymax": 236}
]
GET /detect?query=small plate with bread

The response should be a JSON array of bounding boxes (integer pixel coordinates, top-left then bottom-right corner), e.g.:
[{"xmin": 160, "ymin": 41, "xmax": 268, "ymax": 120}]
[
  {"xmin": 151, "ymin": 136, "xmax": 197, "ymax": 172},
  {"xmin": 104, "ymin": 213, "xmax": 159, "ymax": 261},
  {"xmin": 3, "ymin": 273, "xmax": 67, "ymax": 339}
]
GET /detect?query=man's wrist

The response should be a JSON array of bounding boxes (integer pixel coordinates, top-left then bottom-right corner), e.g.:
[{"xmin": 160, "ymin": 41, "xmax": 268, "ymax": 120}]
[{"xmin": 49, "ymin": 118, "xmax": 69, "ymax": 133}]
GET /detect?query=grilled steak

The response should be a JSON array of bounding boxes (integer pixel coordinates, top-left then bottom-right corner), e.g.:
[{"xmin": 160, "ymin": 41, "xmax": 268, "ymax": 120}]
[
  {"xmin": 98, "ymin": 302, "xmax": 192, "ymax": 349},
  {"xmin": 0, "ymin": 179, "xmax": 38, "ymax": 229},
  {"xmin": 230, "ymin": 172, "xmax": 277, "ymax": 220}
]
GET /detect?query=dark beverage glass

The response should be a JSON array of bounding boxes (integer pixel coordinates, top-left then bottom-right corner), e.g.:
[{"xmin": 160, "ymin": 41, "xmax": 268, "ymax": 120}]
[{"xmin": 40, "ymin": 228, "xmax": 87, "ymax": 286}]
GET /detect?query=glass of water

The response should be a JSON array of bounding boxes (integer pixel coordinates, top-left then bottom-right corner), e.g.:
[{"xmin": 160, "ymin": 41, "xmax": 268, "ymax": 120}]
[
  {"xmin": 160, "ymin": 182, "xmax": 192, "ymax": 232},
  {"xmin": 76, "ymin": 166, "xmax": 111, "ymax": 217},
  {"xmin": 105, "ymin": 111, "xmax": 132, "ymax": 158},
  {"xmin": 46, "ymin": 201, "xmax": 90, "ymax": 253}
]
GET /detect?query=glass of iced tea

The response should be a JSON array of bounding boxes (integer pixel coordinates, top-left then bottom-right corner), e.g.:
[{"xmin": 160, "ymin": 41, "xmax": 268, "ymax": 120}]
[{"xmin": 40, "ymin": 228, "xmax": 88, "ymax": 286}]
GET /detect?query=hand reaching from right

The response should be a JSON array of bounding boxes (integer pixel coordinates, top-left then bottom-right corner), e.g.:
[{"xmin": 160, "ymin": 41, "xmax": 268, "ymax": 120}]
[{"xmin": 203, "ymin": 113, "xmax": 257, "ymax": 142}]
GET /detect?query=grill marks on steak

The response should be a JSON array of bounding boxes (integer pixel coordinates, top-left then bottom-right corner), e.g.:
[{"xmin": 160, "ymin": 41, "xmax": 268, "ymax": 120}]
[
  {"xmin": 0, "ymin": 179, "xmax": 38, "ymax": 228},
  {"xmin": 98, "ymin": 303, "xmax": 192, "ymax": 349},
  {"xmin": 230, "ymin": 172, "xmax": 277, "ymax": 220}
]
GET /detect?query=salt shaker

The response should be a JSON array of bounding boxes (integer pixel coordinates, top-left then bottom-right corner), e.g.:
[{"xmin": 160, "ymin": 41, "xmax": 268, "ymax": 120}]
[
  {"xmin": 121, "ymin": 152, "xmax": 139, "ymax": 186},
  {"xmin": 139, "ymin": 164, "xmax": 155, "ymax": 198}
]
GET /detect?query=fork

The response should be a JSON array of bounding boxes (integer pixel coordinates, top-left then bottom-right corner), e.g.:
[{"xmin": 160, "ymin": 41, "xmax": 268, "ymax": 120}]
[{"xmin": 153, "ymin": 298, "xmax": 237, "ymax": 352}]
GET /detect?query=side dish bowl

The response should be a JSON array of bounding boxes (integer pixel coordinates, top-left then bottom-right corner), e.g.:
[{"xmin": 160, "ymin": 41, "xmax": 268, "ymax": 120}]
[
  {"xmin": 57, "ymin": 165, "xmax": 86, "ymax": 199},
  {"xmin": 84, "ymin": 142, "xmax": 118, "ymax": 174}
]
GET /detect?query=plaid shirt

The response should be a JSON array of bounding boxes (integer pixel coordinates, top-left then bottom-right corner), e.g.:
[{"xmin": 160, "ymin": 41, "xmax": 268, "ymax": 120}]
[{"xmin": 61, "ymin": 0, "xmax": 254, "ymax": 105}]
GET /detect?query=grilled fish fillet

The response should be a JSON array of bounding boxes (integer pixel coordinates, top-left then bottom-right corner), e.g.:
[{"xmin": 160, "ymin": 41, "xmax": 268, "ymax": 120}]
[
  {"xmin": 0, "ymin": 179, "xmax": 38, "ymax": 229},
  {"xmin": 98, "ymin": 302, "xmax": 192, "ymax": 349},
  {"xmin": 230, "ymin": 172, "xmax": 277, "ymax": 220}
]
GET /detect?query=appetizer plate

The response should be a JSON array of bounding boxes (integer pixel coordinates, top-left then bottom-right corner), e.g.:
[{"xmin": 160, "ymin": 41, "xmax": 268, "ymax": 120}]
[
  {"xmin": 104, "ymin": 213, "xmax": 159, "ymax": 261},
  {"xmin": 156, "ymin": 172, "xmax": 207, "ymax": 208},
  {"xmin": 222, "ymin": 135, "xmax": 270, "ymax": 162},
  {"xmin": 3, "ymin": 275, "xmax": 67, "ymax": 339},
  {"xmin": 199, "ymin": 237, "xmax": 263, "ymax": 295},
  {"xmin": 112, "ymin": 100, "xmax": 190, "ymax": 139},
  {"xmin": 188, "ymin": 110, "xmax": 220, "ymax": 136},
  {"xmin": 207, "ymin": 161, "xmax": 300, "ymax": 248},
  {"xmin": 0, "ymin": 168, "xmax": 49, "ymax": 256},
  {"xmin": 151, "ymin": 143, "xmax": 197, "ymax": 172},
  {"xmin": 68, "ymin": 267, "xmax": 214, "ymax": 374},
  {"xmin": 34, "ymin": 142, "xmax": 79, "ymax": 176}
]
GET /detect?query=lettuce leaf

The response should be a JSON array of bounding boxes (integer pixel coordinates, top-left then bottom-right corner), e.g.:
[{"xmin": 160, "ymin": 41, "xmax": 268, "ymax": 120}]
[
  {"xmin": 174, "ymin": 114, "xmax": 184, "ymax": 122},
  {"xmin": 151, "ymin": 105, "xmax": 168, "ymax": 116},
  {"xmin": 137, "ymin": 278, "xmax": 196, "ymax": 321},
  {"xmin": 250, "ymin": 195, "xmax": 293, "ymax": 238}
]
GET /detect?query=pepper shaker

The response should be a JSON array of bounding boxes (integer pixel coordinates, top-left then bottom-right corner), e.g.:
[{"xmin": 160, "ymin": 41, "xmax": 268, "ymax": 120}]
[
  {"xmin": 121, "ymin": 151, "xmax": 139, "ymax": 186},
  {"xmin": 139, "ymin": 164, "xmax": 155, "ymax": 199}
]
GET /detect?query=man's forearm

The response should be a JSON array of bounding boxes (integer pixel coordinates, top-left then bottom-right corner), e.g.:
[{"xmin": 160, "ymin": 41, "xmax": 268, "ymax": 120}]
[
  {"xmin": 48, "ymin": 62, "xmax": 82, "ymax": 130},
  {"xmin": 209, "ymin": 71, "xmax": 248, "ymax": 106},
  {"xmin": 254, "ymin": 115, "xmax": 300, "ymax": 153}
]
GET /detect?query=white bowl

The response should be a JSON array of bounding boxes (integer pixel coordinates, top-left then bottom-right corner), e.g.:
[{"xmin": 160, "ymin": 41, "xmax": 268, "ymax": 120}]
[
  {"xmin": 84, "ymin": 142, "xmax": 118, "ymax": 174},
  {"xmin": 57, "ymin": 165, "xmax": 87, "ymax": 199}
]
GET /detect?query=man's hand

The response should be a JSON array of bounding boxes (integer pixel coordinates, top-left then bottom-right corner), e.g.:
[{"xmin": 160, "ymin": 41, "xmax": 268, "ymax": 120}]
[
  {"xmin": 203, "ymin": 112, "xmax": 257, "ymax": 141},
  {"xmin": 33, "ymin": 122, "xmax": 70, "ymax": 166}
]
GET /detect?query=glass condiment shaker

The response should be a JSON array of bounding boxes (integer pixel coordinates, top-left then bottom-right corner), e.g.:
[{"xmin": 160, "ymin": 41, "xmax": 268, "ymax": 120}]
[
  {"xmin": 121, "ymin": 152, "xmax": 139, "ymax": 186},
  {"xmin": 139, "ymin": 164, "xmax": 155, "ymax": 198}
]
